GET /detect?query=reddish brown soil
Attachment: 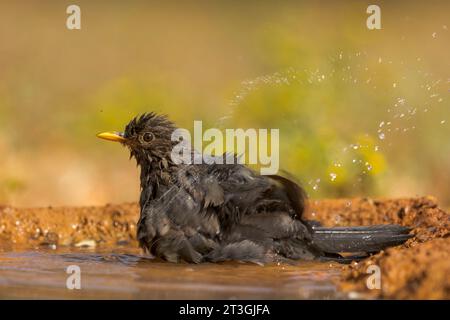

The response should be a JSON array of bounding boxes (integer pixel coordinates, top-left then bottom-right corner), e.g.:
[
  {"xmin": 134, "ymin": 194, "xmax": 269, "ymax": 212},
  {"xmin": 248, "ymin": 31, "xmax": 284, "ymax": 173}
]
[
  {"xmin": 0, "ymin": 203, "xmax": 140, "ymax": 249},
  {"xmin": 304, "ymin": 197, "xmax": 449, "ymax": 299},
  {"xmin": 0, "ymin": 197, "xmax": 448, "ymax": 299}
]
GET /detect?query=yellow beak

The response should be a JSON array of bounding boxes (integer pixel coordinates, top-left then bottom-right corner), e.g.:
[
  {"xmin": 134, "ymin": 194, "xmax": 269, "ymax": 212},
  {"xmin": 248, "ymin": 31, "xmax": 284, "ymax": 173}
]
[{"xmin": 96, "ymin": 131, "xmax": 127, "ymax": 143}]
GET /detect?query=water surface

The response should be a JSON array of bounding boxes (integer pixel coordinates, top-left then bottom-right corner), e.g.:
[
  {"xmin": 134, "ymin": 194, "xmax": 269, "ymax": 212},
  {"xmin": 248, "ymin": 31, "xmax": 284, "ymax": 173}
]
[{"xmin": 0, "ymin": 246, "xmax": 345, "ymax": 299}]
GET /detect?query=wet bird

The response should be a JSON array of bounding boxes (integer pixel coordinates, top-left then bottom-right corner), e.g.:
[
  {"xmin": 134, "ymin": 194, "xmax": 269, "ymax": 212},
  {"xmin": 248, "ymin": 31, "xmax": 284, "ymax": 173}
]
[{"xmin": 97, "ymin": 113, "xmax": 412, "ymax": 264}]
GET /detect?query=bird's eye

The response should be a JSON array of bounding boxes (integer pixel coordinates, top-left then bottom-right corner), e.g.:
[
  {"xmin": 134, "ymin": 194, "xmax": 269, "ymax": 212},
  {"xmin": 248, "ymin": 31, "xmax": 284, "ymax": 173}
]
[{"xmin": 142, "ymin": 132, "xmax": 155, "ymax": 143}]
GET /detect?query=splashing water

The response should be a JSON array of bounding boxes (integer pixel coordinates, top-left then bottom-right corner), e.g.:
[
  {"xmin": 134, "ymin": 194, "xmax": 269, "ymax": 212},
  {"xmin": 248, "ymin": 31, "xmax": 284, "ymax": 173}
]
[{"xmin": 218, "ymin": 46, "xmax": 448, "ymax": 198}]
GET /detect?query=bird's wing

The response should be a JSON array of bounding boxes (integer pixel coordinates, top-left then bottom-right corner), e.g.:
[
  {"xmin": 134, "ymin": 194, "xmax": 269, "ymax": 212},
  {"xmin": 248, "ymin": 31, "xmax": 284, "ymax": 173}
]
[
  {"xmin": 176, "ymin": 162, "xmax": 274, "ymax": 211},
  {"xmin": 175, "ymin": 162, "xmax": 310, "ymax": 222},
  {"xmin": 174, "ymin": 162, "xmax": 283, "ymax": 237},
  {"xmin": 266, "ymin": 174, "xmax": 307, "ymax": 219},
  {"xmin": 176, "ymin": 165, "xmax": 225, "ymax": 208}
]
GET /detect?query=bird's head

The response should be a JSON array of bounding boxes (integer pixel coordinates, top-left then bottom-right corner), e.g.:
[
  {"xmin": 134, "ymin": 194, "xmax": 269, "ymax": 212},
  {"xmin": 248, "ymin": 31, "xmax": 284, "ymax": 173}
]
[{"xmin": 97, "ymin": 112, "xmax": 177, "ymax": 167}]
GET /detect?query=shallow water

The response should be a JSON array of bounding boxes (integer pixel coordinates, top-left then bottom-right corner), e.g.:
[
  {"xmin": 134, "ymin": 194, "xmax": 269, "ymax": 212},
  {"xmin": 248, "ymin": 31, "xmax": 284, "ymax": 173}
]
[{"xmin": 0, "ymin": 246, "xmax": 346, "ymax": 299}]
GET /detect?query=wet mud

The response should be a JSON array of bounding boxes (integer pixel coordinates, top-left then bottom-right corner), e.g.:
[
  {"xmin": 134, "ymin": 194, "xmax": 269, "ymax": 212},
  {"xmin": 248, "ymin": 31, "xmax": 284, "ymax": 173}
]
[
  {"xmin": 0, "ymin": 197, "xmax": 448, "ymax": 299},
  {"xmin": 309, "ymin": 197, "xmax": 449, "ymax": 299}
]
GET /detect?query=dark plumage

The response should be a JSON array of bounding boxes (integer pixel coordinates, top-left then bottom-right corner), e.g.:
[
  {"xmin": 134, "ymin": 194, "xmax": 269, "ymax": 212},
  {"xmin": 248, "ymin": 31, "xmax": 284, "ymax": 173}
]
[{"xmin": 98, "ymin": 112, "xmax": 413, "ymax": 264}]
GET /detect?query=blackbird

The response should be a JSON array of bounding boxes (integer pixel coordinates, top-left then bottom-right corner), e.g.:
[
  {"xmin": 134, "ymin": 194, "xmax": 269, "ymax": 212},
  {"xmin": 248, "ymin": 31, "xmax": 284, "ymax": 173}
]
[{"xmin": 97, "ymin": 113, "xmax": 412, "ymax": 264}]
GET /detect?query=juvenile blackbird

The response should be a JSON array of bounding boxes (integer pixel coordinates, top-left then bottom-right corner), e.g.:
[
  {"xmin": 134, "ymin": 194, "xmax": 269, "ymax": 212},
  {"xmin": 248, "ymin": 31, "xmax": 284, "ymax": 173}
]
[{"xmin": 97, "ymin": 113, "xmax": 412, "ymax": 264}]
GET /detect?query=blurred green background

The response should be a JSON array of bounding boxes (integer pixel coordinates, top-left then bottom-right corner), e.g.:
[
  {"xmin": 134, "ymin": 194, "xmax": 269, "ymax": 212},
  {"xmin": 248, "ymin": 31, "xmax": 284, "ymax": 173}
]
[{"xmin": 0, "ymin": 1, "xmax": 448, "ymax": 207}]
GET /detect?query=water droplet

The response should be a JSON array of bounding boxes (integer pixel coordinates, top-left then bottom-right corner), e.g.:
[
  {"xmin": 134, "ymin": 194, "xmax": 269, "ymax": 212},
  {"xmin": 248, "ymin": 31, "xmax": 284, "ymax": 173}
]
[
  {"xmin": 378, "ymin": 132, "xmax": 385, "ymax": 140},
  {"xmin": 374, "ymin": 146, "xmax": 380, "ymax": 151},
  {"xmin": 392, "ymin": 83, "xmax": 397, "ymax": 88},
  {"xmin": 441, "ymin": 120, "xmax": 446, "ymax": 124},
  {"xmin": 432, "ymin": 32, "xmax": 437, "ymax": 38},
  {"xmin": 330, "ymin": 173, "xmax": 337, "ymax": 181}
]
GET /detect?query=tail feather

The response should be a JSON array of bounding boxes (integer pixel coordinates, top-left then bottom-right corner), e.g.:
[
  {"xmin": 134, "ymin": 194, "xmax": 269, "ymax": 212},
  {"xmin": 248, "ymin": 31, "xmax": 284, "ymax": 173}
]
[{"xmin": 311, "ymin": 224, "xmax": 413, "ymax": 253}]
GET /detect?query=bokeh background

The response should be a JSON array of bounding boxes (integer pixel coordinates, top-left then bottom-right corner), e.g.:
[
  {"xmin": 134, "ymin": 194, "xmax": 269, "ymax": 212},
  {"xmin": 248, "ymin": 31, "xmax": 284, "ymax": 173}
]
[{"xmin": 0, "ymin": 0, "xmax": 448, "ymax": 207}]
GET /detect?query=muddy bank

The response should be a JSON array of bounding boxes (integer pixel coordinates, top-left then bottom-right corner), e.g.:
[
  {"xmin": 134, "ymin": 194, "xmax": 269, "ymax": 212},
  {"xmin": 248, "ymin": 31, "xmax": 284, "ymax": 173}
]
[
  {"xmin": 307, "ymin": 197, "xmax": 449, "ymax": 299},
  {"xmin": 0, "ymin": 203, "xmax": 139, "ymax": 249},
  {"xmin": 0, "ymin": 197, "xmax": 448, "ymax": 299}
]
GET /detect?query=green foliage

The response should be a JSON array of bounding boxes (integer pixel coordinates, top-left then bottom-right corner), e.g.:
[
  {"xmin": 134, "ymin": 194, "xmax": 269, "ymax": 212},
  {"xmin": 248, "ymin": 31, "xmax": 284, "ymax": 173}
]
[{"xmin": 0, "ymin": 2, "xmax": 448, "ymax": 205}]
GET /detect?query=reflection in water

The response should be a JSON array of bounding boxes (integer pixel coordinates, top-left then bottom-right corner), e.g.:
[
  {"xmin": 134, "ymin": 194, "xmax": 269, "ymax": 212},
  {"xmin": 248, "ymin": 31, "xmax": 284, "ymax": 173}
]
[{"xmin": 0, "ymin": 247, "xmax": 346, "ymax": 299}]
